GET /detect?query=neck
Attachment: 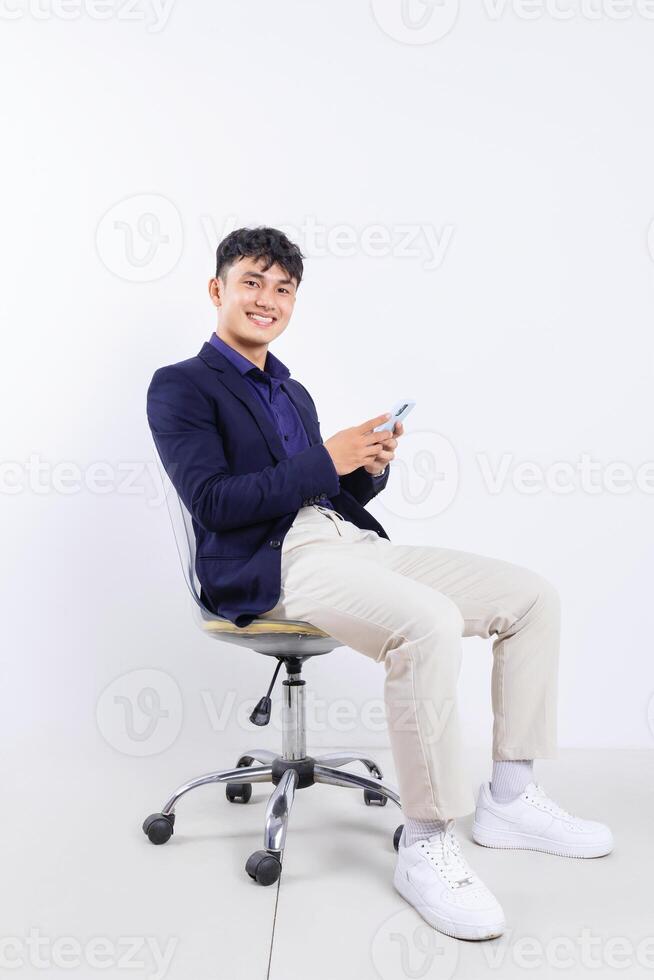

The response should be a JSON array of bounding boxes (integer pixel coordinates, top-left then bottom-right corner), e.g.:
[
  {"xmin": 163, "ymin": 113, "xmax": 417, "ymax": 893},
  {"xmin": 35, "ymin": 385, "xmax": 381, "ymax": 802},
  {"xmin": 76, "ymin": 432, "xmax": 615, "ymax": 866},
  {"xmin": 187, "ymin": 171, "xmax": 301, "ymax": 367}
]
[{"xmin": 215, "ymin": 328, "xmax": 267, "ymax": 371}]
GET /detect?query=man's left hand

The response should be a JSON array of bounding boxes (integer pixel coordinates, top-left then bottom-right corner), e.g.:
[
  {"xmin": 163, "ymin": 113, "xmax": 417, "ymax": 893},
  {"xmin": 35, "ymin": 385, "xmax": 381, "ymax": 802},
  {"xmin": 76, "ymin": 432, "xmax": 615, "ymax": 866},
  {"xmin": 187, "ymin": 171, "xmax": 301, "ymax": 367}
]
[{"xmin": 363, "ymin": 420, "xmax": 404, "ymax": 476}]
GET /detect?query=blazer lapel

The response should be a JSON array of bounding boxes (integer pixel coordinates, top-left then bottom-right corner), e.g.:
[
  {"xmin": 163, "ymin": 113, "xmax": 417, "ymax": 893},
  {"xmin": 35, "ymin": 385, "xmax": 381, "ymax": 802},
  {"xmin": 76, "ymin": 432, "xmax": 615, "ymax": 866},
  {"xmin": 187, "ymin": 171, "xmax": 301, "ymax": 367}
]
[{"xmin": 197, "ymin": 342, "xmax": 291, "ymax": 462}]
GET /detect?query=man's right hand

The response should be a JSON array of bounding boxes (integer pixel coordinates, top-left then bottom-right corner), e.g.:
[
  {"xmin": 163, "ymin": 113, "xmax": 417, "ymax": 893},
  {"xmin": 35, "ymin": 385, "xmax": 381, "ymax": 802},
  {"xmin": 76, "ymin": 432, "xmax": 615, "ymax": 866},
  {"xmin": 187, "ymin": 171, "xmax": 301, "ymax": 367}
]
[{"xmin": 323, "ymin": 413, "xmax": 393, "ymax": 476}]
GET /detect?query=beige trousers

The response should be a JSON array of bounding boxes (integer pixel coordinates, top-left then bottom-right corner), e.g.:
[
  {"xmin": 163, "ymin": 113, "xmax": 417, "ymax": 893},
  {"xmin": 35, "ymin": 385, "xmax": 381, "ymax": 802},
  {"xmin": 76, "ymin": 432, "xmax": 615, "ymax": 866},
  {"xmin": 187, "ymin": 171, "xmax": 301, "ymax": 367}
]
[{"xmin": 260, "ymin": 504, "xmax": 560, "ymax": 820}]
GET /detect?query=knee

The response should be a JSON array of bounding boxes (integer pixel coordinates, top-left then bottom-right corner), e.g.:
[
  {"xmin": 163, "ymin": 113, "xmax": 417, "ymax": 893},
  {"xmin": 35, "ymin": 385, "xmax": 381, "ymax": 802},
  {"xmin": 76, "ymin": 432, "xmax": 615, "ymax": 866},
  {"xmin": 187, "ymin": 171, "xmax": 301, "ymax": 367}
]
[
  {"xmin": 438, "ymin": 601, "xmax": 466, "ymax": 638},
  {"xmin": 534, "ymin": 573, "xmax": 560, "ymax": 610},
  {"xmin": 412, "ymin": 598, "xmax": 465, "ymax": 645},
  {"xmin": 387, "ymin": 597, "xmax": 464, "ymax": 650},
  {"xmin": 516, "ymin": 571, "xmax": 561, "ymax": 623},
  {"xmin": 382, "ymin": 599, "xmax": 464, "ymax": 671}
]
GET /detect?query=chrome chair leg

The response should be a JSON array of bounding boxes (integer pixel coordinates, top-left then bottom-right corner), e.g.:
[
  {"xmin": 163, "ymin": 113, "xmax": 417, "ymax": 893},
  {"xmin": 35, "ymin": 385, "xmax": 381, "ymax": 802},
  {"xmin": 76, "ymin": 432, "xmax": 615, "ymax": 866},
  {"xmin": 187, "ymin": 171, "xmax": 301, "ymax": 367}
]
[
  {"xmin": 237, "ymin": 749, "xmax": 277, "ymax": 766},
  {"xmin": 263, "ymin": 768, "xmax": 298, "ymax": 853},
  {"xmin": 314, "ymin": 763, "xmax": 401, "ymax": 808},
  {"xmin": 142, "ymin": 659, "xmax": 406, "ymax": 877},
  {"xmin": 313, "ymin": 751, "xmax": 383, "ymax": 780},
  {"xmin": 161, "ymin": 765, "xmax": 274, "ymax": 816}
]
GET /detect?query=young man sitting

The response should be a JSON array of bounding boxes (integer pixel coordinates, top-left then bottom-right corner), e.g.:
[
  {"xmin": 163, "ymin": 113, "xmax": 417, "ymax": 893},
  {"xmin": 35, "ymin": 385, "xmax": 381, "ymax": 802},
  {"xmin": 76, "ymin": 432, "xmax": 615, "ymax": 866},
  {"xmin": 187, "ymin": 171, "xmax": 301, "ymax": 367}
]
[{"xmin": 147, "ymin": 226, "xmax": 613, "ymax": 942}]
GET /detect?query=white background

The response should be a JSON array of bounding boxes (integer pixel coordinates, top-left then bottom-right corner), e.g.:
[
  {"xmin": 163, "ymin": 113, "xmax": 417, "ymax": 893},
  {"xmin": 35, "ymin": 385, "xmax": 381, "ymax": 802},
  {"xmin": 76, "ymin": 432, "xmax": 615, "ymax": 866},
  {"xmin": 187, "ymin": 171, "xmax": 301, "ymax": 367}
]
[{"xmin": 2, "ymin": 0, "xmax": 653, "ymax": 777}]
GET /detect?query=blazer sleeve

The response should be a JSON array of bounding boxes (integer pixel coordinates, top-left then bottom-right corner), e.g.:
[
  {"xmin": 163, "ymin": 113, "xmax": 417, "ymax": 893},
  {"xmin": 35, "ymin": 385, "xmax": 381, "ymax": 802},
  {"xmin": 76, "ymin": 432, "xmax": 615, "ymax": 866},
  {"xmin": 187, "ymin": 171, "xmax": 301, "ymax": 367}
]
[
  {"xmin": 293, "ymin": 380, "xmax": 390, "ymax": 508},
  {"xmin": 146, "ymin": 366, "xmax": 341, "ymax": 531},
  {"xmin": 338, "ymin": 464, "xmax": 390, "ymax": 507}
]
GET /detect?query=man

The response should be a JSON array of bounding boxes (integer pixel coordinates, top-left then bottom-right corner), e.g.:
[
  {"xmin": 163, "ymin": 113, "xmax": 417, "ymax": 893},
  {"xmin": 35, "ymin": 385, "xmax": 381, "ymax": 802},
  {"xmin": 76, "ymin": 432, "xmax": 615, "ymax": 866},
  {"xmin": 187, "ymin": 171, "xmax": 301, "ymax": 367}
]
[{"xmin": 147, "ymin": 226, "xmax": 613, "ymax": 942}]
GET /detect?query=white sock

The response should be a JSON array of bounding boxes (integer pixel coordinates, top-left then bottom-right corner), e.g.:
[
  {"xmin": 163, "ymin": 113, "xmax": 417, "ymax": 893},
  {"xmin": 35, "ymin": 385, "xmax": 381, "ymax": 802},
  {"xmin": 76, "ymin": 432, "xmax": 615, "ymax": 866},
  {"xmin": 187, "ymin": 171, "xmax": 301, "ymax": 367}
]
[
  {"xmin": 490, "ymin": 759, "xmax": 534, "ymax": 803},
  {"xmin": 402, "ymin": 816, "xmax": 451, "ymax": 847}
]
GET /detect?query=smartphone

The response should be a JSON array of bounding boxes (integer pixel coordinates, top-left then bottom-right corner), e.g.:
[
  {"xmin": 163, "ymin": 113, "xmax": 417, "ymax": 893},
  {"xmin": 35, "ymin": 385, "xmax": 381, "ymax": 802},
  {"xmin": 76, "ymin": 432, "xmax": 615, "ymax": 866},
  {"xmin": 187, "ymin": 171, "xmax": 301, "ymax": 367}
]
[{"xmin": 373, "ymin": 399, "xmax": 416, "ymax": 432}]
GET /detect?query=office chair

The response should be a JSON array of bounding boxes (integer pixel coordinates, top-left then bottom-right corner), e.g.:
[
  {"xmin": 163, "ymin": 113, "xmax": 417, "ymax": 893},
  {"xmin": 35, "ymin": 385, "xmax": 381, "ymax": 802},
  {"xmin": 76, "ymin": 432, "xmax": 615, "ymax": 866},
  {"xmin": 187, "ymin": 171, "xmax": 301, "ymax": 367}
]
[{"xmin": 143, "ymin": 464, "xmax": 404, "ymax": 885}]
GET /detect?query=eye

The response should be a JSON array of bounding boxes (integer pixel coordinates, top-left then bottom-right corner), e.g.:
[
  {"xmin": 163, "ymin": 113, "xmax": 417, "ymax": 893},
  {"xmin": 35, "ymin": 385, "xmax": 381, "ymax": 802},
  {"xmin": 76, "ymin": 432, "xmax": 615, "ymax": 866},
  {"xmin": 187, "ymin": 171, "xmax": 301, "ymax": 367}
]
[
  {"xmin": 244, "ymin": 279, "xmax": 259, "ymax": 287},
  {"xmin": 279, "ymin": 287, "xmax": 289, "ymax": 294}
]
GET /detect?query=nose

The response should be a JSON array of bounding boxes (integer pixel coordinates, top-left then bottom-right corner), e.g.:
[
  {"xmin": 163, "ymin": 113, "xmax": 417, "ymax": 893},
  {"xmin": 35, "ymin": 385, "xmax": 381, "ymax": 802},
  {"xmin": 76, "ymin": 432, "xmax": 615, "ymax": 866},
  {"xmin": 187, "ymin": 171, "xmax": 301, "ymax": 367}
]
[{"xmin": 254, "ymin": 285, "xmax": 277, "ymax": 310}]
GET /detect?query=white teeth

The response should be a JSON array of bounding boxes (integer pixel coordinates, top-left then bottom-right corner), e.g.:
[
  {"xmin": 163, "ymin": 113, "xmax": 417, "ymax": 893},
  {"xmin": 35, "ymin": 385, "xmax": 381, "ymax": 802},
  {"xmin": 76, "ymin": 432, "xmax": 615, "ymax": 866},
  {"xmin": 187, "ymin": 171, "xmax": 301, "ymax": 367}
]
[{"xmin": 248, "ymin": 313, "xmax": 273, "ymax": 323}]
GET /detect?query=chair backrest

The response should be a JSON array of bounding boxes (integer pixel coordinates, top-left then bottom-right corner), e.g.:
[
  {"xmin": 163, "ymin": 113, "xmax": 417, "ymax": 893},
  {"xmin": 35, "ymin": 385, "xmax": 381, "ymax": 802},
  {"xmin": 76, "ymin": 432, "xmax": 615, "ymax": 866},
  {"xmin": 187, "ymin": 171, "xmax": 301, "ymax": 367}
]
[
  {"xmin": 153, "ymin": 453, "xmax": 206, "ymax": 611},
  {"xmin": 151, "ymin": 443, "xmax": 342, "ymax": 653}
]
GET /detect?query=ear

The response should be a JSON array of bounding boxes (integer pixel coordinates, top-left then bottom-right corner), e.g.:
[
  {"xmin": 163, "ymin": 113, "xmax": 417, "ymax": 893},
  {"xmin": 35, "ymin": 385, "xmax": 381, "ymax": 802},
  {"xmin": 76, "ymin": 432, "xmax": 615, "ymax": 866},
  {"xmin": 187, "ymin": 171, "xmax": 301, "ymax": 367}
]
[{"xmin": 208, "ymin": 276, "xmax": 222, "ymax": 308}]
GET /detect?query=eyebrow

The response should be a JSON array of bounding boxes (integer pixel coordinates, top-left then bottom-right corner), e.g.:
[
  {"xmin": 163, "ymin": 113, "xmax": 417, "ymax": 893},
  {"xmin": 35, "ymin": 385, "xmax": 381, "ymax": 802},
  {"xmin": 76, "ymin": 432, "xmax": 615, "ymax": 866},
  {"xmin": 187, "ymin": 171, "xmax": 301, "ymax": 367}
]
[{"xmin": 240, "ymin": 270, "xmax": 295, "ymax": 287}]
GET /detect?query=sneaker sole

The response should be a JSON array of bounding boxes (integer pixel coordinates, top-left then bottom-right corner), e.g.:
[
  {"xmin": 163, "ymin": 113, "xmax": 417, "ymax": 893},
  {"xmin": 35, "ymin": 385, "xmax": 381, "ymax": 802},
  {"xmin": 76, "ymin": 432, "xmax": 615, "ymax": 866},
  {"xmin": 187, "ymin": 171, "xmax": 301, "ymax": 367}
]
[
  {"xmin": 393, "ymin": 867, "xmax": 506, "ymax": 941},
  {"xmin": 471, "ymin": 822, "xmax": 613, "ymax": 858}
]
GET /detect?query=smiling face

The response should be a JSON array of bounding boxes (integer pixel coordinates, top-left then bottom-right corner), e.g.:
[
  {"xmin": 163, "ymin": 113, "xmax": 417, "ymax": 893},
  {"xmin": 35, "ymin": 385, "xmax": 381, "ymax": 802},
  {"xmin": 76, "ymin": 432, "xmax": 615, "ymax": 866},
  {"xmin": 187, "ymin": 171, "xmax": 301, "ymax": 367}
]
[{"xmin": 208, "ymin": 255, "xmax": 298, "ymax": 368}]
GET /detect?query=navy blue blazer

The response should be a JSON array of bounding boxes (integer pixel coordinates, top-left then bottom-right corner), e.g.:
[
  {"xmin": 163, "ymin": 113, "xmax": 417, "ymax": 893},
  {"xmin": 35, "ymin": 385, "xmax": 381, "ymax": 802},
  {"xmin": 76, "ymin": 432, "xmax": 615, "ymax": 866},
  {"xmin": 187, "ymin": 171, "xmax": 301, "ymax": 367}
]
[{"xmin": 146, "ymin": 341, "xmax": 390, "ymax": 627}]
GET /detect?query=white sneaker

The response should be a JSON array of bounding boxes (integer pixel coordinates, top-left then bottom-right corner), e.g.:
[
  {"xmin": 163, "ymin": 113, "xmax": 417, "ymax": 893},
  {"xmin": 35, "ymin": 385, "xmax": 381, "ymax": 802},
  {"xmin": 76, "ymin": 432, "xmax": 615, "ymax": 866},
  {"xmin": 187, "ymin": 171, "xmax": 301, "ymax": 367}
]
[
  {"xmin": 472, "ymin": 780, "xmax": 614, "ymax": 858},
  {"xmin": 393, "ymin": 819, "xmax": 506, "ymax": 941}
]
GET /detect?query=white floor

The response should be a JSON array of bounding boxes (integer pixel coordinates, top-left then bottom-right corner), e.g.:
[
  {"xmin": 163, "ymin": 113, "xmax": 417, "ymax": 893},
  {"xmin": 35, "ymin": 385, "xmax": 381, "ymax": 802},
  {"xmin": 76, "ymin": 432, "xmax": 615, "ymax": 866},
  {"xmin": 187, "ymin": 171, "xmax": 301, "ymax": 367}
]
[{"xmin": 7, "ymin": 744, "xmax": 653, "ymax": 980}]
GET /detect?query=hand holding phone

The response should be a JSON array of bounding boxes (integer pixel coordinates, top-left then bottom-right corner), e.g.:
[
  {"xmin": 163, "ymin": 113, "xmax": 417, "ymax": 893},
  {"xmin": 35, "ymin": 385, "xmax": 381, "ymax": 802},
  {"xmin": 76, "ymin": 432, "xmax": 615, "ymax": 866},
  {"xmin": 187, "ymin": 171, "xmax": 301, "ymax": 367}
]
[{"xmin": 373, "ymin": 399, "xmax": 416, "ymax": 433}]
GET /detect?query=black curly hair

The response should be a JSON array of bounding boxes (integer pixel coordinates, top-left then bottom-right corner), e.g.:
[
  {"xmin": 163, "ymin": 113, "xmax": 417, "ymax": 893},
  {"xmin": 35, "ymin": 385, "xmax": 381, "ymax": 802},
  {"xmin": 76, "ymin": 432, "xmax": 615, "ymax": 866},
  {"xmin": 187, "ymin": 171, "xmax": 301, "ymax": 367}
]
[{"xmin": 214, "ymin": 226, "xmax": 305, "ymax": 289}]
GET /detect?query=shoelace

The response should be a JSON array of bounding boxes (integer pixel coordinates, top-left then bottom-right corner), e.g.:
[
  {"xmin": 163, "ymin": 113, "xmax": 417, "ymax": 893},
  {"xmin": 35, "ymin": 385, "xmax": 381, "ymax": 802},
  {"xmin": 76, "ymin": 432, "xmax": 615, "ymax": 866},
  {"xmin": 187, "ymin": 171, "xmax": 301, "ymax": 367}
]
[
  {"xmin": 529, "ymin": 783, "xmax": 579, "ymax": 822},
  {"xmin": 421, "ymin": 818, "xmax": 479, "ymax": 889}
]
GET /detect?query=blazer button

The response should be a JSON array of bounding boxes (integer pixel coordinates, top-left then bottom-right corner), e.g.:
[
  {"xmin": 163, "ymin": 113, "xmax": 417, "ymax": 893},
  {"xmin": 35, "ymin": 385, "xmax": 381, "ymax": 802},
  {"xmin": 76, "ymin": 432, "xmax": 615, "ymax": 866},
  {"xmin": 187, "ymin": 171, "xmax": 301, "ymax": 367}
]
[{"xmin": 269, "ymin": 539, "xmax": 281, "ymax": 548}]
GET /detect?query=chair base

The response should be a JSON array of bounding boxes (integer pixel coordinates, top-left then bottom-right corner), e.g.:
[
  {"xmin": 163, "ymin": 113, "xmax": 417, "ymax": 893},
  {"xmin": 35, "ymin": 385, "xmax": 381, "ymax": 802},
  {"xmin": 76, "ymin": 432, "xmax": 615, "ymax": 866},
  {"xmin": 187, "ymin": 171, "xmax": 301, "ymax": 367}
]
[
  {"xmin": 142, "ymin": 657, "xmax": 405, "ymax": 883},
  {"xmin": 142, "ymin": 748, "xmax": 404, "ymax": 884}
]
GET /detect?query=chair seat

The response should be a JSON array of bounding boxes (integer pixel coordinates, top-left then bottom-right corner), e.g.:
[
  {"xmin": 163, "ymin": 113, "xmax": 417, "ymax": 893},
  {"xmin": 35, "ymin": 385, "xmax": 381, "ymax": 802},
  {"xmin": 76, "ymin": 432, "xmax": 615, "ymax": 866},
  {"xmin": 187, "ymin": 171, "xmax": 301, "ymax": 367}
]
[
  {"xmin": 201, "ymin": 617, "xmax": 329, "ymax": 637},
  {"xmin": 197, "ymin": 612, "xmax": 343, "ymax": 657}
]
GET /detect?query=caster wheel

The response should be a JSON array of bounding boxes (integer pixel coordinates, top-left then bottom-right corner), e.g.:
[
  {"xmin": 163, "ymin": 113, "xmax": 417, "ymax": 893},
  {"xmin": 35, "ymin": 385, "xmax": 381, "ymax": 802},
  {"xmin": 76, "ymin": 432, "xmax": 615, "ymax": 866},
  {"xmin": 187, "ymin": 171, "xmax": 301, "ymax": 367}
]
[
  {"xmin": 226, "ymin": 782, "xmax": 252, "ymax": 804},
  {"xmin": 245, "ymin": 849, "xmax": 282, "ymax": 886},
  {"xmin": 142, "ymin": 812, "xmax": 175, "ymax": 845},
  {"xmin": 364, "ymin": 789, "xmax": 387, "ymax": 806},
  {"xmin": 393, "ymin": 824, "xmax": 404, "ymax": 852},
  {"xmin": 226, "ymin": 758, "xmax": 254, "ymax": 803}
]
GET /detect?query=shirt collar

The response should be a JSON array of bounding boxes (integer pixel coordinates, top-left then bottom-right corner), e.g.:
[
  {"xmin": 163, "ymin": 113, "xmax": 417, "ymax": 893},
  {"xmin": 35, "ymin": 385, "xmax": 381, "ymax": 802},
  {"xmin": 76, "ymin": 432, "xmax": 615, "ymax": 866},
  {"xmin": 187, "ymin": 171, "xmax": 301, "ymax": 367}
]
[{"xmin": 209, "ymin": 331, "xmax": 290, "ymax": 381}]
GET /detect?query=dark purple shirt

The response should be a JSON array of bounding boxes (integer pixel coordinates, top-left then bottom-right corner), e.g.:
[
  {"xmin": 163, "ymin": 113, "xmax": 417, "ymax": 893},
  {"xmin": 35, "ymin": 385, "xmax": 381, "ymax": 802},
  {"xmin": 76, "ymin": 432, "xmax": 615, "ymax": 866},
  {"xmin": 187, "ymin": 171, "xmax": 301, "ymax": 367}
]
[{"xmin": 209, "ymin": 332, "xmax": 338, "ymax": 509}]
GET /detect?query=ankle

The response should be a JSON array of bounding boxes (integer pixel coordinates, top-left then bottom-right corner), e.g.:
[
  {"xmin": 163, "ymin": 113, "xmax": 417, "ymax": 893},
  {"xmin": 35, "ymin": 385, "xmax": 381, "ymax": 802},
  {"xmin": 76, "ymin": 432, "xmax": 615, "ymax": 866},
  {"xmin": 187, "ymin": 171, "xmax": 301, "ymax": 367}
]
[
  {"xmin": 402, "ymin": 816, "xmax": 453, "ymax": 847},
  {"xmin": 490, "ymin": 759, "xmax": 534, "ymax": 803}
]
